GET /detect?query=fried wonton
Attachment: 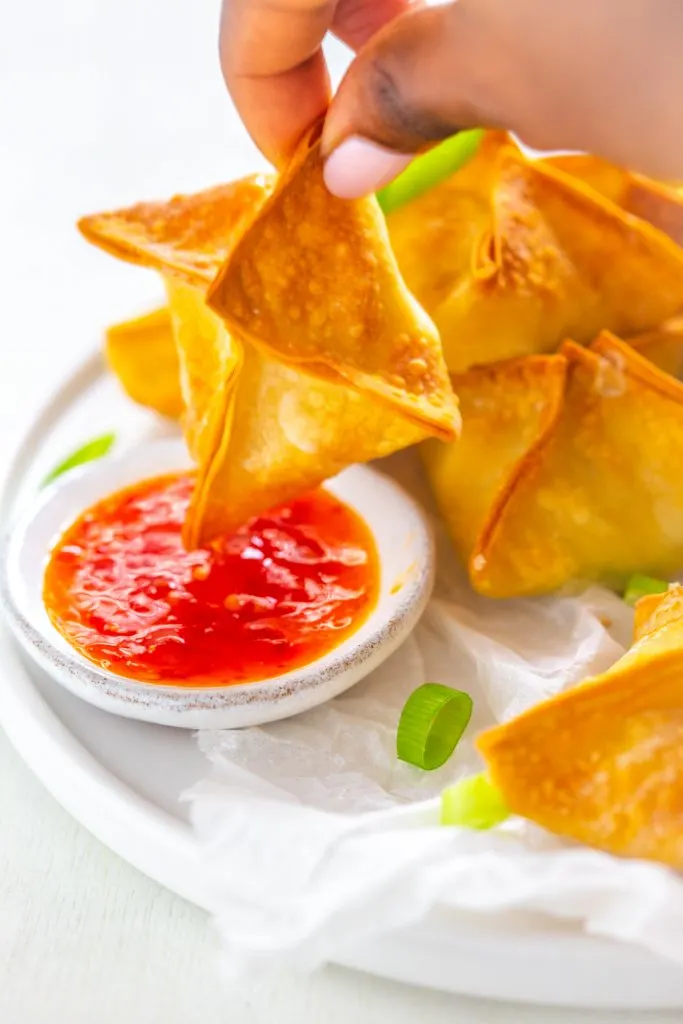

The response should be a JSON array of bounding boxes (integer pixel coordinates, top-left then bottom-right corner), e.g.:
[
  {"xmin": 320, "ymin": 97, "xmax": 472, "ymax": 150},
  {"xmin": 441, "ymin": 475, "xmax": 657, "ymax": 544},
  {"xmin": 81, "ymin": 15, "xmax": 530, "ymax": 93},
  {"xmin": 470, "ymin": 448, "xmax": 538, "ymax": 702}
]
[
  {"xmin": 105, "ymin": 307, "xmax": 183, "ymax": 419},
  {"xmin": 477, "ymin": 583, "xmax": 683, "ymax": 868},
  {"xmin": 208, "ymin": 123, "xmax": 458, "ymax": 440},
  {"xmin": 389, "ymin": 137, "xmax": 683, "ymax": 372},
  {"xmin": 80, "ymin": 138, "xmax": 458, "ymax": 546},
  {"xmin": 424, "ymin": 332, "xmax": 683, "ymax": 597}
]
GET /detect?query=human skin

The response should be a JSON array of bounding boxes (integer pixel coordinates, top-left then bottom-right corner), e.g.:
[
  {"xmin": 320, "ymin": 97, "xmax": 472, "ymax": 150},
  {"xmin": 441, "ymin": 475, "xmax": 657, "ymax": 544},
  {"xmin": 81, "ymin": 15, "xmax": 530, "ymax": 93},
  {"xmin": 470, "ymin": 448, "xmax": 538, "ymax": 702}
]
[{"xmin": 219, "ymin": 0, "xmax": 683, "ymax": 195}]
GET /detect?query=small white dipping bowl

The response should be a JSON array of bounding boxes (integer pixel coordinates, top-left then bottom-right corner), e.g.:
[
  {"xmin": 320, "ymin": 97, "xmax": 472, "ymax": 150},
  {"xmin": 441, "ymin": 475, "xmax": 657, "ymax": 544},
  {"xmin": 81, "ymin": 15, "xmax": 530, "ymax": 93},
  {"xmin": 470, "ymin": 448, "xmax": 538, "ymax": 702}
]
[{"xmin": 1, "ymin": 440, "xmax": 434, "ymax": 729}]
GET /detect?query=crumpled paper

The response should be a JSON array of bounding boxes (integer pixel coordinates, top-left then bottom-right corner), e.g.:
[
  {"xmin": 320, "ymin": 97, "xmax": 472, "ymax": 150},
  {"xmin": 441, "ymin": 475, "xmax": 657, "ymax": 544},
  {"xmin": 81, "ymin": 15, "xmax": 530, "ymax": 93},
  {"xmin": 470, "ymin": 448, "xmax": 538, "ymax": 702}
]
[{"xmin": 185, "ymin": 452, "xmax": 683, "ymax": 973}]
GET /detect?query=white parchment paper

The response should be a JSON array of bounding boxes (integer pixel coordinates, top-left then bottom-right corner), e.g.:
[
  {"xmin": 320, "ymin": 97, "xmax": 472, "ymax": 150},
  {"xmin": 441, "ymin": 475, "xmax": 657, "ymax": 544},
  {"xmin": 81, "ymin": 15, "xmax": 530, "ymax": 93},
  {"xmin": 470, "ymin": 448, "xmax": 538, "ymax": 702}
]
[{"xmin": 185, "ymin": 453, "xmax": 683, "ymax": 973}]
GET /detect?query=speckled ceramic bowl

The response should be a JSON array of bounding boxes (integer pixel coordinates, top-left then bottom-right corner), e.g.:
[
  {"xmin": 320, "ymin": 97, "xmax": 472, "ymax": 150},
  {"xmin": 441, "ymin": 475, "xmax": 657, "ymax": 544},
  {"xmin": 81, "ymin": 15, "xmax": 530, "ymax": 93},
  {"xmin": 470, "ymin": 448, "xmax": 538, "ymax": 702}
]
[{"xmin": 1, "ymin": 439, "xmax": 434, "ymax": 729}]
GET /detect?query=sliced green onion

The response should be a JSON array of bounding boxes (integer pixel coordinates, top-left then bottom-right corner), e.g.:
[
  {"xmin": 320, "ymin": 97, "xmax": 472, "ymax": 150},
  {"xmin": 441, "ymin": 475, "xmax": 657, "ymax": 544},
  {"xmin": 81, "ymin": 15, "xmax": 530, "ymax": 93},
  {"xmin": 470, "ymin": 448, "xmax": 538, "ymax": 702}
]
[
  {"xmin": 397, "ymin": 683, "xmax": 473, "ymax": 770},
  {"xmin": 42, "ymin": 432, "xmax": 116, "ymax": 487},
  {"xmin": 441, "ymin": 773, "xmax": 510, "ymax": 830},
  {"xmin": 623, "ymin": 572, "xmax": 669, "ymax": 606},
  {"xmin": 377, "ymin": 129, "xmax": 484, "ymax": 215}
]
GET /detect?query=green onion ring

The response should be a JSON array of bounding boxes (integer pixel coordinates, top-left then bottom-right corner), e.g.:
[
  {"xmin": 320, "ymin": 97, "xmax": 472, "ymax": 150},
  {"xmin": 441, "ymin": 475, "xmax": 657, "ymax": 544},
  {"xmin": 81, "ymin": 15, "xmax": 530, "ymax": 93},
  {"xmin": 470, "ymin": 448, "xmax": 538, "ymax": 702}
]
[{"xmin": 396, "ymin": 683, "xmax": 473, "ymax": 770}]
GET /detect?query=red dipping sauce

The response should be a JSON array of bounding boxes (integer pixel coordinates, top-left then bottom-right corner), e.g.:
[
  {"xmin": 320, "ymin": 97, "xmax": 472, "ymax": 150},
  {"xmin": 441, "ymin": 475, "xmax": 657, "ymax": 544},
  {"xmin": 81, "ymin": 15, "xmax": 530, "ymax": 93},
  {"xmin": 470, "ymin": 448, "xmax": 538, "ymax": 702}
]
[{"xmin": 43, "ymin": 473, "xmax": 379, "ymax": 687}]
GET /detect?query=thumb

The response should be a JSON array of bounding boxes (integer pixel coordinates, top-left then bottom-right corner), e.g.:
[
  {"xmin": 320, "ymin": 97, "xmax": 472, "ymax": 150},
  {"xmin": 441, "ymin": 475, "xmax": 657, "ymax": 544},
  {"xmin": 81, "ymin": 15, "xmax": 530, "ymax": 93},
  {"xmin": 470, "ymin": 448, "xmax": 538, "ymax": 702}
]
[
  {"xmin": 321, "ymin": 0, "xmax": 683, "ymax": 199},
  {"xmin": 321, "ymin": 2, "xmax": 513, "ymax": 198}
]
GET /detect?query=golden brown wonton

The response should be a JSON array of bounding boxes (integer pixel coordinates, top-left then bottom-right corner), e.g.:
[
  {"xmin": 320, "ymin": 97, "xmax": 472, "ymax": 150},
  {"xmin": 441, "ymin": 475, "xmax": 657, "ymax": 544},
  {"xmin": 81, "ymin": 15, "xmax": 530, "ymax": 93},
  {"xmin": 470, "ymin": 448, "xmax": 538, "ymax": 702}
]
[
  {"xmin": 105, "ymin": 307, "xmax": 183, "ymax": 420},
  {"xmin": 424, "ymin": 332, "xmax": 683, "ymax": 597},
  {"xmin": 478, "ymin": 583, "xmax": 683, "ymax": 868},
  {"xmin": 80, "ymin": 135, "xmax": 458, "ymax": 546},
  {"xmin": 388, "ymin": 136, "xmax": 683, "ymax": 372}
]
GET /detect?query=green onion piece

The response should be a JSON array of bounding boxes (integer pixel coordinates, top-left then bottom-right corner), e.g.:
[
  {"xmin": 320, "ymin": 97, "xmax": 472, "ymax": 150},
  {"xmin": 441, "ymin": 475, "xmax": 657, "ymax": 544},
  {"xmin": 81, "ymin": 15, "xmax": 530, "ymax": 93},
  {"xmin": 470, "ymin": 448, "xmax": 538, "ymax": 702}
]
[
  {"xmin": 441, "ymin": 773, "xmax": 510, "ymax": 830},
  {"xmin": 377, "ymin": 129, "xmax": 484, "ymax": 215},
  {"xmin": 396, "ymin": 683, "xmax": 473, "ymax": 770},
  {"xmin": 623, "ymin": 572, "xmax": 669, "ymax": 606},
  {"xmin": 42, "ymin": 432, "xmax": 116, "ymax": 487}
]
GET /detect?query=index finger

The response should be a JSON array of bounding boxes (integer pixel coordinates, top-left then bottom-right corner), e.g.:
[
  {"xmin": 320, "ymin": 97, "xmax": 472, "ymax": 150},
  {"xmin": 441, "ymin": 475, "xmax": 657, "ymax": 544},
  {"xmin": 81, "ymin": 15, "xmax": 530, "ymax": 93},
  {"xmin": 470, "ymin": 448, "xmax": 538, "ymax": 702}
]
[{"xmin": 220, "ymin": 0, "xmax": 334, "ymax": 166}]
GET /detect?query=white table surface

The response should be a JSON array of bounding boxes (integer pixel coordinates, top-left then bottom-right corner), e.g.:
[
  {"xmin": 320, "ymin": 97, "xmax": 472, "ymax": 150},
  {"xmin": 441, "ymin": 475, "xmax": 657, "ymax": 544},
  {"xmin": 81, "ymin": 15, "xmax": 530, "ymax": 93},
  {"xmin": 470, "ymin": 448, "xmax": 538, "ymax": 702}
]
[{"xmin": 0, "ymin": 1, "xmax": 680, "ymax": 1020}]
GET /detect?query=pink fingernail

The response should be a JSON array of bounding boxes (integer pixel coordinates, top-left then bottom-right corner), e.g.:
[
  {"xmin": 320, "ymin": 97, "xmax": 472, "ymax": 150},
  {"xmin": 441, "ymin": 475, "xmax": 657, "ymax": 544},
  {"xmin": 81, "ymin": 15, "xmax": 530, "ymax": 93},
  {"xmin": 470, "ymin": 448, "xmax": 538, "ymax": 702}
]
[{"xmin": 323, "ymin": 137, "xmax": 413, "ymax": 199}]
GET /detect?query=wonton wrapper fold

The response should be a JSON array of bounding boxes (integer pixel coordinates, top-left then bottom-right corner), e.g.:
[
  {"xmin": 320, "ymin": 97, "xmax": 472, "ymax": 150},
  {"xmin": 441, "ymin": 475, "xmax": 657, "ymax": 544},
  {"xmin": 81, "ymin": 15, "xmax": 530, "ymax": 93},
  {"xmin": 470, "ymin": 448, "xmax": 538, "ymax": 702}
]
[
  {"xmin": 477, "ymin": 584, "xmax": 683, "ymax": 869},
  {"xmin": 79, "ymin": 177, "xmax": 274, "ymax": 286},
  {"xmin": 424, "ymin": 332, "xmax": 683, "ymax": 597},
  {"xmin": 547, "ymin": 152, "xmax": 683, "ymax": 249}
]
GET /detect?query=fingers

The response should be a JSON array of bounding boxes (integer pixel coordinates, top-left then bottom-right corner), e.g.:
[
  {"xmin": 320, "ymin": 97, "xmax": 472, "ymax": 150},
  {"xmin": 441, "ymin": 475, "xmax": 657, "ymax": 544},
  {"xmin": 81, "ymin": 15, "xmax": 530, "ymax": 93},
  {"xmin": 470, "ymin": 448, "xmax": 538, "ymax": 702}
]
[
  {"xmin": 323, "ymin": 0, "xmax": 683, "ymax": 197},
  {"xmin": 333, "ymin": 0, "xmax": 422, "ymax": 51},
  {"xmin": 220, "ymin": 0, "xmax": 334, "ymax": 166},
  {"xmin": 322, "ymin": 2, "xmax": 503, "ymax": 195},
  {"xmin": 220, "ymin": 0, "xmax": 418, "ymax": 167}
]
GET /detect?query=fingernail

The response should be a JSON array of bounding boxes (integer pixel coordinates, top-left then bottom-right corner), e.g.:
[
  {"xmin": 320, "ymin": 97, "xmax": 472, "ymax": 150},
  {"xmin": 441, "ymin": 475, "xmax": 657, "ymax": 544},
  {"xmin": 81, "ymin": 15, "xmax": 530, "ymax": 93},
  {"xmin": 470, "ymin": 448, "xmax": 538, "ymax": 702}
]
[{"xmin": 323, "ymin": 137, "xmax": 413, "ymax": 199}]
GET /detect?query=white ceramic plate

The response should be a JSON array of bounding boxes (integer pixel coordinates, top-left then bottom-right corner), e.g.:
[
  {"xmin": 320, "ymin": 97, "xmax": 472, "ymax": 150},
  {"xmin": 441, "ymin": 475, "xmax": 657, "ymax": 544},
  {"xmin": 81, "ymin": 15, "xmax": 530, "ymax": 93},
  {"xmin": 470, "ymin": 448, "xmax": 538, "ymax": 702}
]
[
  {"xmin": 2, "ymin": 438, "xmax": 433, "ymax": 729},
  {"xmin": 2, "ymin": 351, "xmax": 683, "ymax": 1009}
]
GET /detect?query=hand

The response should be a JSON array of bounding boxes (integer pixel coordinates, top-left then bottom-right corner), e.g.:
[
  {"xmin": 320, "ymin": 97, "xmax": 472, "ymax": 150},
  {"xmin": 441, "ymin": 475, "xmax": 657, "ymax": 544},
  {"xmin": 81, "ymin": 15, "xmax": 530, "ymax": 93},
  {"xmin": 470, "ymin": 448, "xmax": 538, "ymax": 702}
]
[
  {"xmin": 219, "ymin": 0, "xmax": 421, "ymax": 167},
  {"xmin": 220, "ymin": 0, "xmax": 683, "ymax": 194}
]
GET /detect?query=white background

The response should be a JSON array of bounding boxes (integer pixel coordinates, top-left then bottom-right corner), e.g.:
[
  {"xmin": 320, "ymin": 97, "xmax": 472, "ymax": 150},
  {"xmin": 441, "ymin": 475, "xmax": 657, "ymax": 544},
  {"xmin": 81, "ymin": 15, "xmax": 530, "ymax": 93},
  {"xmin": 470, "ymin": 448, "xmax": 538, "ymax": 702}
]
[{"xmin": 0, "ymin": 0, "xmax": 679, "ymax": 1020}]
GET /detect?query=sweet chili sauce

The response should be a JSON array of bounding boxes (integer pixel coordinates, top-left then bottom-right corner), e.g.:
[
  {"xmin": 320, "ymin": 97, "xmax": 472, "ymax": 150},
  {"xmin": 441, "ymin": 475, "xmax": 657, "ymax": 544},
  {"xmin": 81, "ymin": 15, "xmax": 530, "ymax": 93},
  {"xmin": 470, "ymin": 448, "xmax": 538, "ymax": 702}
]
[{"xmin": 43, "ymin": 472, "xmax": 379, "ymax": 687}]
